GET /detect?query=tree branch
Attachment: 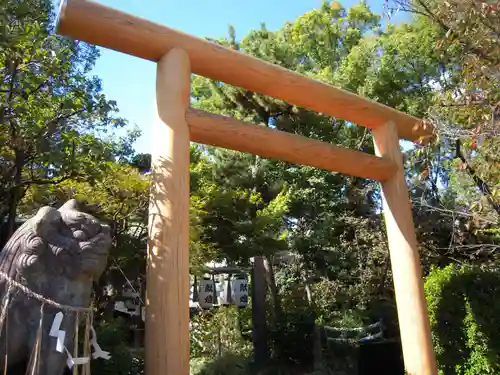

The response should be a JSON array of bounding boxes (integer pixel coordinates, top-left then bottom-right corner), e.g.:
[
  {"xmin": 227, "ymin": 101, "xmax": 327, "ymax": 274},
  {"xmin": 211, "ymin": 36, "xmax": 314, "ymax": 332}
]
[
  {"xmin": 3, "ymin": 59, "xmax": 20, "ymax": 146},
  {"xmin": 17, "ymin": 173, "xmax": 76, "ymax": 188},
  {"xmin": 455, "ymin": 139, "xmax": 500, "ymax": 216},
  {"xmin": 397, "ymin": 0, "xmax": 500, "ymax": 65}
]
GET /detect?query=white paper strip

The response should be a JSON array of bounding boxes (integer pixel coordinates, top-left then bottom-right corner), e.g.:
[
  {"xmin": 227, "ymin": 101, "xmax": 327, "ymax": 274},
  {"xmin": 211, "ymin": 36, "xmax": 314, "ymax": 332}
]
[
  {"xmin": 50, "ymin": 312, "xmax": 64, "ymax": 337},
  {"xmin": 56, "ymin": 330, "xmax": 66, "ymax": 353},
  {"xmin": 64, "ymin": 347, "xmax": 90, "ymax": 369},
  {"xmin": 90, "ymin": 326, "xmax": 111, "ymax": 360}
]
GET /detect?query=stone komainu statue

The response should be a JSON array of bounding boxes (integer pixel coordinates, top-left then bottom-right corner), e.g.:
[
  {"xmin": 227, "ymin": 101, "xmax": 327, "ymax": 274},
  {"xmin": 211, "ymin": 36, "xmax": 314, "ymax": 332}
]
[{"xmin": 0, "ymin": 200, "xmax": 112, "ymax": 375}]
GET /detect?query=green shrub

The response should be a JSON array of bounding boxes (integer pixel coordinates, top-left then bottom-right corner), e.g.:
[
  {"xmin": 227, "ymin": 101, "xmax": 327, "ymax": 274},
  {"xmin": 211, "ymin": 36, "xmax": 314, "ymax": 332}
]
[
  {"xmin": 90, "ymin": 317, "xmax": 141, "ymax": 375},
  {"xmin": 268, "ymin": 309, "xmax": 316, "ymax": 366},
  {"xmin": 190, "ymin": 306, "xmax": 252, "ymax": 359},
  {"xmin": 190, "ymin": 354, "xmax": 336, "ymax": 375},
  {"xmin": 424, "ymin": 264, "xmax": 500, "ymax": 374},
  {"xmin": 190, "ymin": 353, "xmax": 250, "ymax": 375}
]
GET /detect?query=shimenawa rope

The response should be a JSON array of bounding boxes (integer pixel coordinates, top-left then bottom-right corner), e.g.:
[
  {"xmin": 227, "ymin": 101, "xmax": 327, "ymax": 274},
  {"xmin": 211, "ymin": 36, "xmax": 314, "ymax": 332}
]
[
  {"xmin": 0, "ymin": 271, "xmax": 91, "ymax": 312},
  {"xmin": 0, "ymin": 271, "xmax": 96, "ymax": 375}
]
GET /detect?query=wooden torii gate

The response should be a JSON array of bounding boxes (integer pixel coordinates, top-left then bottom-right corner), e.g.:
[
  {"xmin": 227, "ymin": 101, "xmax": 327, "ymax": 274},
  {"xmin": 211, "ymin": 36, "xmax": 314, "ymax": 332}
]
[{"xmin": 56, "ymin": 1, "xmax": 437, "ymax": 374}]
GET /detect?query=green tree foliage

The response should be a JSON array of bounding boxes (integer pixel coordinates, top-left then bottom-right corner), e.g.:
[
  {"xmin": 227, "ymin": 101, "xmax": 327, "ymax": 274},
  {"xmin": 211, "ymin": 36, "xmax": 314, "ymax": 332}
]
[
  {"xmin": 425, "ymin": 264, "xmax": 500, "ymax": 374},
  {"xmin": 0, "ymin": 0, "xmax": 136, "ymax": 236},
  {"xmin": 30, "ymin": 161, "xmax": 150, "ymax": 313},
  {"xmin": 190, "ymin": 354, "xmax": 250, "ymax": 375},
  {"xmin": 5, "ymin": 0, "xmax": 500, "ymax": 373},
  {"xmin": 188, "ymin": 3, "xmax": 500, "ymax": 370},
  {"xmin": 190, "ymin": 148, "xmax": 290, "ymax": 266},
  {"xmin": 191, "ymin": 306, "xmax": 252, "ymax": 359},
  {"xmin": 191, "ymin": 0, "xmax": 440, "ymax": 332},
  {"xmin": 389, "ymin": 0, "xmax": 500, "ymax": 224}
]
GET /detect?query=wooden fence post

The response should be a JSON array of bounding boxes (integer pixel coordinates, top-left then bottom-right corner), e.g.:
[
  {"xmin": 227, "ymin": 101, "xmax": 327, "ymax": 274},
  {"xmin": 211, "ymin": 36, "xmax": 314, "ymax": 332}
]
[
  {"xmin": 373, "ymin": 121, "xmax": 437, "ymax": 375},
  {"xmin": 146, "ymin": 48, "xmax": 191, "ymax": 375},
  {"xmin": 252, "ymin": 256, "xmax": 269, "ymax": 367}
]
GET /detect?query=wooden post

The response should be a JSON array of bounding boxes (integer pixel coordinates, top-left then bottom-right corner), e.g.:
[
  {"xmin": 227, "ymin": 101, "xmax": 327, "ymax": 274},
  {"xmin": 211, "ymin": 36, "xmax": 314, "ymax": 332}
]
[
  {"xmin": 252, "ymin": 256, "xmax": 269, "ymax": 367},
  {"xmin": 146, "ymin": 48, "xmax": 191, "ymax": 375},
  {"xmin": 373, "ymin": 121, "xmax": 437, "ymax": 375}
]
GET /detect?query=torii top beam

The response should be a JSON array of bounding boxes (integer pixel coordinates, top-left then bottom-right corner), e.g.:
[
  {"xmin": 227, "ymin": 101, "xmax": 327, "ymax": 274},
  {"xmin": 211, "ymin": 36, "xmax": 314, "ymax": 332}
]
[{"xmin": 56, "ymin": 0, "xmax": 433, "ymax": 143}]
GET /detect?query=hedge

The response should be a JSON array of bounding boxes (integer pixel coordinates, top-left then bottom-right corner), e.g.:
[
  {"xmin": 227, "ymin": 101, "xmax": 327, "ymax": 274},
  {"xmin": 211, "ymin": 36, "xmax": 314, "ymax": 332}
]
[{"xmin": 424, "ymin": 264, "xmax": 500, "ymax": 375}]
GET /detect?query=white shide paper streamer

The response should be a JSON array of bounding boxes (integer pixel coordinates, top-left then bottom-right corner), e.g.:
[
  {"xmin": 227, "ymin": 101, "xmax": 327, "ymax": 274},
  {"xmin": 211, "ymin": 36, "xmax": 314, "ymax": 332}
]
[{"xmin": 50, "ymin": 312, "xmax": 111, "ymax": 368}]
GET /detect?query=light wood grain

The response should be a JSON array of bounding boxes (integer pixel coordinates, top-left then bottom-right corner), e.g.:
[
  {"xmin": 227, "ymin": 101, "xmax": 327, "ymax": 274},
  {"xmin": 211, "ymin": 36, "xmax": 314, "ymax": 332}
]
[
  {"xmin": 186, "ymin": 108, "xmax": 397, "ymax": 181},
  {"xmin": 56, "ymin": 0, "xmax": 433, "ymax": 142},
  {"xmin": 146, "ymin": 48, "xmax": 191, "ymax": 375},
  {"xmin": 373, "ymin": 121, "xmax": 437, "ymax": 375}
]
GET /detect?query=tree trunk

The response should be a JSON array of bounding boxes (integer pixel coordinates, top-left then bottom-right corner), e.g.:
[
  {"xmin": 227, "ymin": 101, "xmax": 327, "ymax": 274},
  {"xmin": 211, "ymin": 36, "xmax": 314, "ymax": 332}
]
[
  {"xmin": 6, "ymin": 152, "xmax": 23, "ymax": 238},
  {"xmin": 302, "ymin": 275, "xmax": 322, "ymax": 371},
  {"xmin": 303, "ymin": 275, "xmax": 313, "ymax": 305},
  {"xmin": 6, "ymin": 188, "xmax": 19, "ymax": 238},
  {"xmin": 456, "ymin": 139, "xmax": 500, "ymax": 216},
  {"xmin": 263, "ymin": 256, "xmax": 282, "ymax": 325},
  {"xmin": 313, "ymin": 324, "xmax": 323, "ymax": 371},
  {"xmin": 252, "ymin": 256, "xmax": 269, "ymax": 367}
]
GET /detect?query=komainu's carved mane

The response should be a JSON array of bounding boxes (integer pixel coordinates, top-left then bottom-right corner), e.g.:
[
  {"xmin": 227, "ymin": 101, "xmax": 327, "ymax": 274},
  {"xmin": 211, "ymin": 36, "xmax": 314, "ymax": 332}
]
[{"xmin": 0, "ymin": 200, "xmax": 111, "ymax": 375}]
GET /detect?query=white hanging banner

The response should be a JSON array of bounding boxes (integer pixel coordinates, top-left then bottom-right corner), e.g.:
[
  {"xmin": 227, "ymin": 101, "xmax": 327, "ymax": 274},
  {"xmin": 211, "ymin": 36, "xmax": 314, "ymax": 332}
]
[
  {"xmin": 231, "ymin": 277, "xmax": 248, "ymax": 308},
  {"xmin": 198, "ymin": 278, "xmax": 215, "ymax": 309}
]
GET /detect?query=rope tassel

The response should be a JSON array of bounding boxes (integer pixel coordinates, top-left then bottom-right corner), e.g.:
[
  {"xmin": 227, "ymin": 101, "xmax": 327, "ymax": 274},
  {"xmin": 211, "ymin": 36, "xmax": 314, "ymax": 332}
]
[
  {"xmin": 26, "ymin": 303, "xmax": 45, "ymax": 375},
  {"xmin": 73, "ymin": 311, "xmax": 79, "ymax": 375},
  {"xmin": 82, "ymin": 313, "xmax": 91, "ymax": 375},
  {"xmin": 1, "ymin": 283, "xmax": 13, "ymax": 375}
]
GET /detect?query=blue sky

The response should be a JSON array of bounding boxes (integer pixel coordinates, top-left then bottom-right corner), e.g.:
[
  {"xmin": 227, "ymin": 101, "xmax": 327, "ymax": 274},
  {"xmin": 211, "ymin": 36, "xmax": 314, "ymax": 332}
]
[{"xmin": 80, "ymin": 0, "xmax": 408, "ymax": 153}]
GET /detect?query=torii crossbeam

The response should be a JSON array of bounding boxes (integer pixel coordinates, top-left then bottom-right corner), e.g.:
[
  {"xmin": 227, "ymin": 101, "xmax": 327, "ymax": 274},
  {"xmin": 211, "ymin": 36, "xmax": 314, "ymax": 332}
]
[{"xmin": 56, "ymin": 1, "xmax": 437, "ymax": 375}]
